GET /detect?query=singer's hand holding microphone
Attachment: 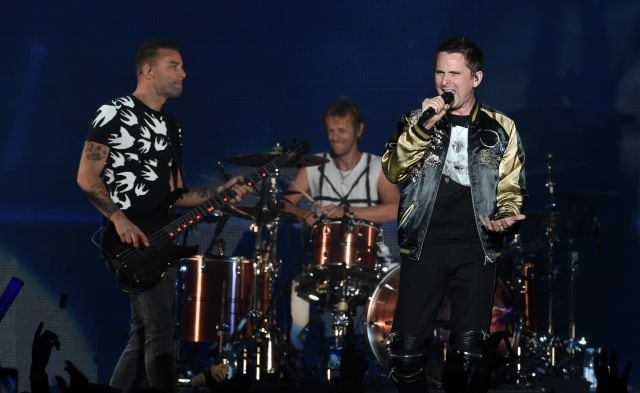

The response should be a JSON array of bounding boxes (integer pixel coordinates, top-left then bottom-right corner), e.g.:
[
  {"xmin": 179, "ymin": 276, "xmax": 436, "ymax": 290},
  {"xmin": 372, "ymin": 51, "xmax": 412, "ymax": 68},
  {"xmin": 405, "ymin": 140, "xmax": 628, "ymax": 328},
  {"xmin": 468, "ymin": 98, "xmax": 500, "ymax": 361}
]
[{"xmin": 419, "ymin": 91, "xmax": 454, "ymax": 130}]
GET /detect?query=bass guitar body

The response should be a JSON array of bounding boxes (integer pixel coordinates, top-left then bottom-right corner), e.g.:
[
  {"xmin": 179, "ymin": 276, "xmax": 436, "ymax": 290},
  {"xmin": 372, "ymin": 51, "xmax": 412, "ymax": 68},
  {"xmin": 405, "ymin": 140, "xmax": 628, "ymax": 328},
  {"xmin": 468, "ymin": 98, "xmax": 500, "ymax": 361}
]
[{"xmin": 101, "ymin": 201, "xmax": 198, "ymax": 293}]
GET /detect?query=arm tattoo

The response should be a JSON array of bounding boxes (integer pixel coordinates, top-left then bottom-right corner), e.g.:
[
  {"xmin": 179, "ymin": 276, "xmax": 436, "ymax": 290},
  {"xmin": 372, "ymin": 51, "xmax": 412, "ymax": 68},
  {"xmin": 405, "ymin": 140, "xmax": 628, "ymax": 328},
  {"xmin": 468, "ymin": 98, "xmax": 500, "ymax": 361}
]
[
  {"xmin": 86, "ymin": 182, "xmax": 120, "ymax": 217},
  {"xmin": 84, "ymin": 142, "xmax": 108, "ymax": 161}
]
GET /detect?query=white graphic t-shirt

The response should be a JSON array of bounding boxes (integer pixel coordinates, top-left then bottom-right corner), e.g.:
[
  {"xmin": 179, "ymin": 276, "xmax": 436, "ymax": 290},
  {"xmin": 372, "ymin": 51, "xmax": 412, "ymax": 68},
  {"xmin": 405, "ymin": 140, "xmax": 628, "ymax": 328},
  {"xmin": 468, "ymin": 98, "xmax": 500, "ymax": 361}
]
[
  {"xmin": 86, "ymin": 95, "xmax": 182, "ymax": 216},
  {"xmin": 443, "ymin": 124, "xmax": 470, "ymax": 186}
]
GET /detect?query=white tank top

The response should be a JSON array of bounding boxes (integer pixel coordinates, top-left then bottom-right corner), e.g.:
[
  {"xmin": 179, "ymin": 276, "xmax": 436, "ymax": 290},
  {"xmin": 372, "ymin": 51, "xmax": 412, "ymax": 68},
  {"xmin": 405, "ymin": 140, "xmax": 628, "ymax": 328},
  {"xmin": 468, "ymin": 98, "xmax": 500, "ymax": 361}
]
[{"xmin": 306, "ymin": 152, "xmax": 382, "ymax": 207}]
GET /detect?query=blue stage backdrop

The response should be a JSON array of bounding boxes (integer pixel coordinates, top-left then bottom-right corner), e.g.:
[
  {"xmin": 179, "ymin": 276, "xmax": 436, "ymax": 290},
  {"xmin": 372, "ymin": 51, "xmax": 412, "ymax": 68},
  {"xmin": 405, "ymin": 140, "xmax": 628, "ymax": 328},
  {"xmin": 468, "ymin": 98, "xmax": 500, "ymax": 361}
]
[{"xmin": 1, "ymin": 0, "xmax": 639, "ymax": 389}]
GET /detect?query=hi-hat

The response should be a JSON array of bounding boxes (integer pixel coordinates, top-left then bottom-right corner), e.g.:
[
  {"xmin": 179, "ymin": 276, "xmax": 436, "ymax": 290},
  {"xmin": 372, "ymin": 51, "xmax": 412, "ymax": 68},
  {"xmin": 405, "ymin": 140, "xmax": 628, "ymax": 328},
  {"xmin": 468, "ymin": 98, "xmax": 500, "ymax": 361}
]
[{"xmin": 226, "ymin": 153, "xmax": 328, "ymax": 167}]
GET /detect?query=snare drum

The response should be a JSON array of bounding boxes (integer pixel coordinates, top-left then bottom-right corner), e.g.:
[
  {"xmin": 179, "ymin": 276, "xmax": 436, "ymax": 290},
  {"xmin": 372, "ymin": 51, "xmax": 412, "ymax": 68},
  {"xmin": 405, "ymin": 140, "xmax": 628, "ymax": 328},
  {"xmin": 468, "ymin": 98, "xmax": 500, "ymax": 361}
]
[
  {"xmin": 311, "ymin": 218, "xmax": 379, "ymax": 271},
  {"xmin": 179, "ymin": 255, "xmax": 254, "ymax": 342}
]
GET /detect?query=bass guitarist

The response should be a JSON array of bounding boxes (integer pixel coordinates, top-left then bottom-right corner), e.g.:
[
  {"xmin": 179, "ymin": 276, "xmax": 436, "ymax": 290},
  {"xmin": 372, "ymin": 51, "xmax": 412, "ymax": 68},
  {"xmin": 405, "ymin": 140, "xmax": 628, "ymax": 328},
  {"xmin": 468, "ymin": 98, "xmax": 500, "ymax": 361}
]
[{"xmin": 76, "ymin": 40, "xmax": 251, "ymax": 393}]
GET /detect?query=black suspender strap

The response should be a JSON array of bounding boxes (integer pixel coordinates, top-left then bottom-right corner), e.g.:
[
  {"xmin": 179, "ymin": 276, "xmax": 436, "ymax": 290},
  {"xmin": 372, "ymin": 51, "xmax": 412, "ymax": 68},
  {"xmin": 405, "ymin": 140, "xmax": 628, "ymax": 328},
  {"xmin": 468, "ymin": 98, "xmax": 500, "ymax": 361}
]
[{"xmin": 315, "ymin": 153, "xmax": 381, "ymax": 206}]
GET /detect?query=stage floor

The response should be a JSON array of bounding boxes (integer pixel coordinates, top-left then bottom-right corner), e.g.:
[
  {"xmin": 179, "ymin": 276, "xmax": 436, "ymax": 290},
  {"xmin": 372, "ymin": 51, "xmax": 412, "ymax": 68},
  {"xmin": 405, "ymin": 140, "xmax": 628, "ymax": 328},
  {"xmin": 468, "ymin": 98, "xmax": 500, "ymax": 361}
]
[{"xmin": 182, "ymin": 378, "xmax": 573, "ymax": 393}]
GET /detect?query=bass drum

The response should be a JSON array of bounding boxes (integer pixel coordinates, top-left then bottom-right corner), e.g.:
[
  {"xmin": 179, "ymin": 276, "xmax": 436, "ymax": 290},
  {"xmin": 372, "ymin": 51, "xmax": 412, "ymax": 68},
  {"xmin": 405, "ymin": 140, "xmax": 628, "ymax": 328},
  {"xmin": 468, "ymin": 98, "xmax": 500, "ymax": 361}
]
[
  {"xmin": 179, "ymin": 255, "xmax": 254, "ymax": 342},
  {"xmin": 366, "ymin": 264, "xmax": 519, "ymax": 368}
]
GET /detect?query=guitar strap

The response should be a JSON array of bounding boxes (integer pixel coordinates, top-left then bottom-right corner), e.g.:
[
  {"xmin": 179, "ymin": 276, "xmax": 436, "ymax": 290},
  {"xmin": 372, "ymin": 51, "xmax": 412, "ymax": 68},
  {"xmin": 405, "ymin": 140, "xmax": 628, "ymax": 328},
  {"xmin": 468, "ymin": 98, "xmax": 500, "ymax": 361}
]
[
  {"xmin": 166, "ymin": 116, "xmax": 184, "ymax": 191},
  {"xmin": 98, "ymin": 218, "xmax": 116, "ymax": 271}
]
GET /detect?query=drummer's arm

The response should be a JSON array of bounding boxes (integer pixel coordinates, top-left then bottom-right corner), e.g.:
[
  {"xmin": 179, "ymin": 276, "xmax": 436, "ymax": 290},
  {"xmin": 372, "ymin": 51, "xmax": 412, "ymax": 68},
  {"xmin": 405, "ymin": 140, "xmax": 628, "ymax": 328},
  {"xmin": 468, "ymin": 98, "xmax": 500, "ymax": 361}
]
[
  {"xmin": 348, "ymin": 172, "xmax": 400, "ymax": 224},
  {"xmin": 281, "ymin": 168, "xmax": 319, "ymax": 226}
]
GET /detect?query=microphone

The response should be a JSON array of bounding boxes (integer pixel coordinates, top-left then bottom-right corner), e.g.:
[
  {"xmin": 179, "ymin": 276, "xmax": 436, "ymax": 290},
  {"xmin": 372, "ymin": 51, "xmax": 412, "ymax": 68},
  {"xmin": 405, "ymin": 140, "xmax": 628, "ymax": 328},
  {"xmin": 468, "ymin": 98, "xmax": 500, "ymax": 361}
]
[{"xmin": 421, "ymin": 91, "xmax": 455, "ymax": 119}]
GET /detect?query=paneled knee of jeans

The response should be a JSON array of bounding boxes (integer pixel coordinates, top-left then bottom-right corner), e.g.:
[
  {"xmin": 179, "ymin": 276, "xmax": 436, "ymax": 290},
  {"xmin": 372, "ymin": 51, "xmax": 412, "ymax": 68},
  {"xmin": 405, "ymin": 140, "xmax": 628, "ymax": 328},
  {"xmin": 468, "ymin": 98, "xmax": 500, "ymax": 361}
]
[
  {"xmin": 387, "ymin": 332, "xmax": 429, "ymax": 387},
  {"xmin": 448, "ymin": 329, "xmax": 486, "ymax": 357}
]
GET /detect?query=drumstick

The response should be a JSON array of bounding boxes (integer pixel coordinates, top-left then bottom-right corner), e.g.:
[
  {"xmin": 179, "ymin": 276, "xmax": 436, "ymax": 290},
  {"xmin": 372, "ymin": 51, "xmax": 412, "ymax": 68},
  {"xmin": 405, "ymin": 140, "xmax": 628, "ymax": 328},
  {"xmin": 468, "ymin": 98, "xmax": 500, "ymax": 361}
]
[{"xmin": 283, "ymin": 178, "xmax": 319, "ymax": 207}]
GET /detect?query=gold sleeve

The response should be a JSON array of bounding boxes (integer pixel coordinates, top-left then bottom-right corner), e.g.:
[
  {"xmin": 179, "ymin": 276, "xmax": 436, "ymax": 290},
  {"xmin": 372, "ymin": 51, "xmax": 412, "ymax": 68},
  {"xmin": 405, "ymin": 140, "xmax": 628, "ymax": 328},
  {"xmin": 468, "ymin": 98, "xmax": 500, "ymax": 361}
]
[
  {"xmin": 494, "ymin": 114, "xmax": 527, "ymax": 218},
  {"xmin": 382, "ymin": 112, "xmax": 431, "ymax": 184}
]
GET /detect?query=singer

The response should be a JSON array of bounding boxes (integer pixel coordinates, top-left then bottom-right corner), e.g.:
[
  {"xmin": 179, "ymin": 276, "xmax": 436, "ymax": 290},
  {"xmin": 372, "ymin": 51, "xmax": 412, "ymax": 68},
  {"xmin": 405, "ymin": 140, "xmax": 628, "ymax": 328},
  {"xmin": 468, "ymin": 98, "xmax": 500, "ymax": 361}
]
[{"xmin": 382, "ymin": 36, "xmax": 527, "ymax": 393}]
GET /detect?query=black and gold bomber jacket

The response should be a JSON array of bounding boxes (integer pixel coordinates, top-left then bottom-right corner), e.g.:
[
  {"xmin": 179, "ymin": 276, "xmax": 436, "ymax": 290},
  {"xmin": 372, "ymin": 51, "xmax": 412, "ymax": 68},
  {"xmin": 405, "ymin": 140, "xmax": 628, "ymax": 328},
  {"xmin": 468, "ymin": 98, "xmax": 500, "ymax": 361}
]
[{"xmin": 382, "ymin": 99, "xmax": 527, "ymax": 263}]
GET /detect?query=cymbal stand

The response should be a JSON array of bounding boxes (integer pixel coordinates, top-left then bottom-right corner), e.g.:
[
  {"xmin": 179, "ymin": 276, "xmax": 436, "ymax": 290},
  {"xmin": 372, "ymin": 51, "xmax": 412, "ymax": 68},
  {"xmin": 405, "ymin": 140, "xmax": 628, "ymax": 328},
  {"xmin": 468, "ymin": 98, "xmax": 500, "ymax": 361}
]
[
  {"xmin": 563, "ymin": 218, "xmax": 586, "ymax": 378},
  {"xmin": 544, "ymin": 153, "xmax": 559, "ymax": 211},
  {"xmin": 543, "ymin": 152, "xmax": 560, "ymax": 340},
  {"xmin": 205, "ymin": 161, "xmax": 233, "ymax": 256},
  {"xmin": 544, "ymin": 227, "xmax": 558, "ymax": 341},
  {"xmin": 568, "ymin": 235, "xmax": 578, "ymax": 341},
  {"xmin": 540, "ymin": 153, "xmax": 583, "ymax": 379},
  {"xmin": 506, "ymin": 234, "xmax": 537, "ymax": 386},
  {"xmin": 243, "ymin": 165, "xmax": 284, "ymax": 380},
  {"xmin": 508, "ymin": 234, "xmax": 535, "ymax": 332}
]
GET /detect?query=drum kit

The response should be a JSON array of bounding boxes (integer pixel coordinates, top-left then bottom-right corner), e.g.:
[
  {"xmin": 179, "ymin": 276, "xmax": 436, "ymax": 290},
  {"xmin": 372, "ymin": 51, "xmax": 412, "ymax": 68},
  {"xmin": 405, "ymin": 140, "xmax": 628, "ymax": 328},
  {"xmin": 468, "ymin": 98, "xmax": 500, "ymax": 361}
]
[{"xmin": 174, "ymin": 148, "xmax": 599, "ymax": 389}]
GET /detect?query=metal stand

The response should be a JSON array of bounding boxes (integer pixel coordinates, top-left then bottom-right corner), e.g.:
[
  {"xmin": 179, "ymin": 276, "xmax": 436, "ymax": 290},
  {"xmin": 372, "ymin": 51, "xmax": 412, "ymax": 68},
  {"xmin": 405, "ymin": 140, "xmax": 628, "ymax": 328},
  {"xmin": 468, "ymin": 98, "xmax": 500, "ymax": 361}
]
[{"xmin": 508, "ymin": 152, "xmax": 591, "ymax": 387}]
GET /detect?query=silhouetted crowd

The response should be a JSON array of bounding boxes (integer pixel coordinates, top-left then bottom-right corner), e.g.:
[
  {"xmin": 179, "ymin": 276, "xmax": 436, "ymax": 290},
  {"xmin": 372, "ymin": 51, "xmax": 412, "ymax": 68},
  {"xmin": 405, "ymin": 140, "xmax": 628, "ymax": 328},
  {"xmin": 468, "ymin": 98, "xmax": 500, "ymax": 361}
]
[{"xmin": 0, "ymin": 322, "xmax": 634, "ymax": 393}]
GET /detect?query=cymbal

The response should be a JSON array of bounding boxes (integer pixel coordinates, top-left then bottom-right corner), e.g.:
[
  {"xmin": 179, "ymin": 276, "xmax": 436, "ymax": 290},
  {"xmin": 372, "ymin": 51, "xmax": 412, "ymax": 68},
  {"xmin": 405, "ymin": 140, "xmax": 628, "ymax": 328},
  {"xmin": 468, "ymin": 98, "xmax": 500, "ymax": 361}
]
[
  {"xmin": 222, "ymin": 205, "xmax": 299, "ymax": 223},
  {"xmin": 226, "ymin": 153, "xmax": 329, "ymax": 168}
]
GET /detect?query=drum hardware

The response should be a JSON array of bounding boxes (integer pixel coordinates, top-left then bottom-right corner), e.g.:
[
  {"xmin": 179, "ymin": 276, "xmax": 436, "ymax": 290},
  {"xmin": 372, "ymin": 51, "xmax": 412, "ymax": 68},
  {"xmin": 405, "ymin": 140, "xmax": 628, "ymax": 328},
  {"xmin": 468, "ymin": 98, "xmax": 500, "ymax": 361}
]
[
  {"xmin": 203, "ymin": 212, "xmax": 230, "ymax": 256},
  {"xmin": 177, "ymin": 143, "xmax": 312, "ymax": 382},
  {"xmin": 233, "ymin": 144, "xmax": 310, "ymax": 380},
  {"xmin": 500, "ymin": 153, "xmax": 605, "ymax": 388},
  {"xmin": 288, "ymin": 210, "xmax": 385, "ymax": 382},
  {"xmin": 221, "ymin": 205, "xmax": 299, "ymax": 224},
  {"xmin": 539, "ymin": 152, "xmax": 563, "ymax": 338},
  {"xmin": 201, "ymin": 162, "xmax": 234, "ymax": 257},
  {"xmin": 325, "ymin": 298, "xmax": 355, "ymax": 381}
]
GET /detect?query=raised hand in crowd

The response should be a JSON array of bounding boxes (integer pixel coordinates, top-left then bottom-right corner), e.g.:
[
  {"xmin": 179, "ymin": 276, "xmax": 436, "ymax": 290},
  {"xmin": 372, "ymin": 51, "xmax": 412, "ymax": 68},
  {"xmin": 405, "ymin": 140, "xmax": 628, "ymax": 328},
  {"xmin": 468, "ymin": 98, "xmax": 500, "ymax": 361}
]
[
  {"xmin": 189, "ymin": 362, "xmax": 228, "ymax": 390},
  {"xmin": 55, "ymin": 360, "xmax": 119, "ymax": 393},
  {"xmin": 30, "ymin": 322, "xmax": 61, "ymax": 393},
  {"xmin": 31, "ymin": 322, "xmax": 60, "ymax": 375},
  {"xmin": 595, "ymin": 349, "xmax": 632, "ymax": 393}
]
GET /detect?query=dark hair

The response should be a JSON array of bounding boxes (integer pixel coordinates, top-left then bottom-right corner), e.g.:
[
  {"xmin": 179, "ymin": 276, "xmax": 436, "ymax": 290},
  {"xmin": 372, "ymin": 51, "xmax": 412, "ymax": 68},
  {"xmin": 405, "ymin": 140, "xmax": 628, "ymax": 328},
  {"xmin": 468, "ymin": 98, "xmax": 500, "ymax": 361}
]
[
  {"xmin": 436, "ymin": 36, "xmax": 484, "ymax": 74},
  {"xmin": 324, "ymin": 97, "xmax": 364, "ymax": 129},
  {"xmin": 134, "ymin": 39, "xmax": 180, "ymax": 75}
]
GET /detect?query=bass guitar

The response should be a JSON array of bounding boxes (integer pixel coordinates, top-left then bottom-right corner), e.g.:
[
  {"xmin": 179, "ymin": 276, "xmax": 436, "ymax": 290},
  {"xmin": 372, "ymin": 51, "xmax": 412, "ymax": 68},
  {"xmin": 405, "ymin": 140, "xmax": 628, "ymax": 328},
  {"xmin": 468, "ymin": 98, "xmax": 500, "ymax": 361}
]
[{"xmin": 100, "ymin": 141, "xmax": 309, "ymax": 293}]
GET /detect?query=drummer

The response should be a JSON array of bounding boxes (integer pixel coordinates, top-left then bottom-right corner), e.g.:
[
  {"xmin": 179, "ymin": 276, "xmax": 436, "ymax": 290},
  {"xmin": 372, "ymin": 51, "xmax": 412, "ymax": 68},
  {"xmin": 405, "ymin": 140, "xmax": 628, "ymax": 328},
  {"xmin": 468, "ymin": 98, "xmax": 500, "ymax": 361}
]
[
  {"xmin": 281, "ymin": 97, "xmax": 400, "ymax": 349},
  {"xmin": 281, "ymin": 97, "xmax": 399, "ymax": 227}
]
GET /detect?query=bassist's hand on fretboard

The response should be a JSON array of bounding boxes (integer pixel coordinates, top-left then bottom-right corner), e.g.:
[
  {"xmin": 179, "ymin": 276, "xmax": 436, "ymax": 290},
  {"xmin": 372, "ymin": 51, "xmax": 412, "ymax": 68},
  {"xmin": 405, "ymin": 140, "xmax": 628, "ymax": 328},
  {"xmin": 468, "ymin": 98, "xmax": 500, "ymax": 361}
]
[{"xmin": 222, "ymin": 175, "xmax": 253, "ymax": 203}]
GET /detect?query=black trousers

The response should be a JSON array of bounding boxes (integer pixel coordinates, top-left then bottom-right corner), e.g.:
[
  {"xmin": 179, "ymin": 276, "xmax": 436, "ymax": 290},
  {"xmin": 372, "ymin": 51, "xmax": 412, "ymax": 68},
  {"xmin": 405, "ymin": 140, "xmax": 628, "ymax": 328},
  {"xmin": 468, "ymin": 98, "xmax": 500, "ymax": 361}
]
[{"xmin": 392, "ymin": 241, "xmax": 497, "ymax": 350}]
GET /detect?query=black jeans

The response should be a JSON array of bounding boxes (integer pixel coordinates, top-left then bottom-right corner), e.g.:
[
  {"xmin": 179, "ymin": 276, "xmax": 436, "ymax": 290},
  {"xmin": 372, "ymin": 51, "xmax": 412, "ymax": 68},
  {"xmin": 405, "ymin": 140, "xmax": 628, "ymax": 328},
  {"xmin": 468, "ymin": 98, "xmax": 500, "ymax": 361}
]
[
  {"xmin": 392, "ymin": 241, "xmax": 497, "ymax": 349},
  {"xmin": 110, "ymin": 266, "xmax": 177, "ymax": 393}
]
